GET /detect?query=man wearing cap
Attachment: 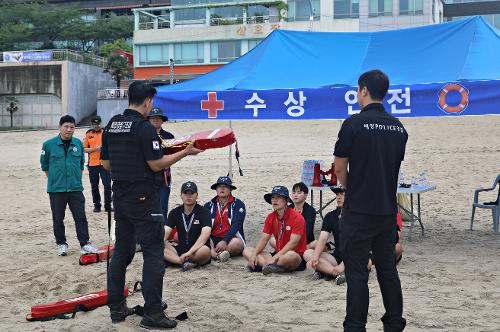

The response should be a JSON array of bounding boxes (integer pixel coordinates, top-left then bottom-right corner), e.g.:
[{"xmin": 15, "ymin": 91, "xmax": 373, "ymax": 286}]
[
  {"xmin": 147, "ymin": 108, "xmax": 174, "ymax": 222},
  {"xmin": 163, "ymin": 181, "xmax": 212, "ymax": 271},
  {"xmin": 204, "ymin": 176, "xmax": 246, "ymax": 262},
  {"xmin": 243, "ymin": 185, "xmax": 307, "ymax": 275},
  {"xmin": 83, "ymin": 115, "xmax": 111, "ymax": 212}
]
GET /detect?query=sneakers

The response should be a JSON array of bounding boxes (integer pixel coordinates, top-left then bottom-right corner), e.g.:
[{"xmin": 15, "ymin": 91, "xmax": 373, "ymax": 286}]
[
  {"xmin": 57, "ymin": 244, "xmax": 68, "ymax": 256},
  {"xmin": 140, "ymin": 311, "xmax": 177, "ymax": 330},
  {"xmin": 110, "ymin": 304, "xmax": 135, "ymax": 323},
  {"xmin": 335, "ymin": 273, "xmax": 346, "ymax": 285},
  {"xmin": 262, "ymin": 263, "xmax": 288, "ymax": 275},
  {"xmin": 80, "ymin": 242, "xmax": 98, "ymax": 254},
  {"xmin": 217, "ymin": 250, "xmax": 230, "ymax": 263},
  {"xmin": 93, "ymin": 206, "xmax": 101, "ymax": 213},
  {"xmin": 182, "ymin": 261, "xmax": 197, "ymax": 272}
]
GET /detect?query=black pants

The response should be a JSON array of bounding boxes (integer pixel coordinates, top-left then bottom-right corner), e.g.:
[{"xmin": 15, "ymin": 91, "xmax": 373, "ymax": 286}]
[
  {"xmin": 48, "ymin": 192, "xmax": 90, "ymax": 247},
  {"xmin": 159, "ymin": 183, "xmax": 170, "ymax": 223},
  {"xmin": 88, "ymin": 165, "xmax": 111, "ymax": 209},
  {"xmin": 340, "ymin": 209, "xmax": 406, "ymax": 332},
  {"xmin": 107, "ymin": 190, "xmax": 165, "ymax": 315}
]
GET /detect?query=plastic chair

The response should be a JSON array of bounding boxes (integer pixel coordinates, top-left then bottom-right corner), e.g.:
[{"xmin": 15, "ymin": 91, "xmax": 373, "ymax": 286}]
[{"xmin": 470, "ymin": 174, "xmax": 500, "ymax": 233}]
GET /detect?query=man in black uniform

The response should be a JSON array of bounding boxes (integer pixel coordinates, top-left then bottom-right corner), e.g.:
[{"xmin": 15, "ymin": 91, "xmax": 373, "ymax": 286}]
[
  {"xmin": 101, "ymin": 81, "xmax": 202, "ymax": 329},
  {"xmin": 334, "ymin": 70, "xmax": 408, "ymax": 331}
]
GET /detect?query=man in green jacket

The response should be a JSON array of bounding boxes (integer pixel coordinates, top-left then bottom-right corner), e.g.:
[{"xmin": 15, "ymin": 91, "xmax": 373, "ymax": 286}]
[{"xmin": 40, "ymin": 115, "xmax": 98, "ymax": 256}]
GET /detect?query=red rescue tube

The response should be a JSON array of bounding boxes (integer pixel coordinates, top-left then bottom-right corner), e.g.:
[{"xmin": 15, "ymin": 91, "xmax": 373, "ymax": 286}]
[
  {"xmin": 79, "ymin": 245, "xmax": 114, "ymax": 265},
  {"xmin": 26, "ymin": 286, "xmax": 128, "ymax": 321},
  {"xmin": 162, "ymin": 128, "xmax": 236, "ymax": 155}
]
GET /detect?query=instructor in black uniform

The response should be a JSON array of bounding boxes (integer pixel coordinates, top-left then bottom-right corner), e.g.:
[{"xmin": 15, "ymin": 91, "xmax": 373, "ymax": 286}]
[
  {"xmin": 101, "ymin": 81, "xmax": 202, "ymax": 329},
  {"xmin": 334, "ymin": 70, "xmax": 408, "ymax": 331}
]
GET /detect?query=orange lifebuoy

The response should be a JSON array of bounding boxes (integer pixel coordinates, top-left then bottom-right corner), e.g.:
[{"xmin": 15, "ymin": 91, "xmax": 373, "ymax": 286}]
[{"xmin": 438, "ymin": 84, "xmax": 468, "ymax": 113}]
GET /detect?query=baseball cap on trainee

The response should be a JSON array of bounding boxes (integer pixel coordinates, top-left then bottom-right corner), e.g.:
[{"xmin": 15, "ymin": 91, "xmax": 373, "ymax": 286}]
[
  {"xmin": 181, "ymin": 181, "xmax": 198, "ymax": 194},
  {"xmin": 91, "ymin": 115, "xmax": 101, "ymax": 124},
  {"xmin": 147, "ymin": 108, "xmax": 168, "ymax": 121},
  {"xmin": 264, "ymin": 185, "xmax": 292, "ymax": 204}
]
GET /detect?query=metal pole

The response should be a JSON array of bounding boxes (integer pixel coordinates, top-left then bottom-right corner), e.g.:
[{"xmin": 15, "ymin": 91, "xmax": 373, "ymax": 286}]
[
  {"xmin": 169, "ymin": 58, "xmax": 174, "ymax": 84},
  {"xmin": 308, "ymin": 0, "xmax": 314, "ymax": 31},
  {"xmin": 228, "ymin": 120, "xmax": 233, "ymax": 178}
]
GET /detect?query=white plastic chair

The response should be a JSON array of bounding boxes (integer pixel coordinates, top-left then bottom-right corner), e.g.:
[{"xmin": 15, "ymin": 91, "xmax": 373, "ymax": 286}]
[{"xmin": 470, "ymin": 174, "xmax": 500, "ymax": 233}]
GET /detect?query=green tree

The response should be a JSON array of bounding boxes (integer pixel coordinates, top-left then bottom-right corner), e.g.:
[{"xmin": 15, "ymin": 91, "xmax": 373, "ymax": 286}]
[
  {"xmin": 0, "ymin": 3, "xmax": 34, "ymax": 51},
  {"xmin": 96, "ymin": 15, "xmax": 133, "ymax": 44},
  {"xmin": 5, "ymin": 96, "xmax": 19, "ymax": 128},
  {"xmin": 105, "ymin": 54, "xmax": 132, "ymax": 88},
  {"xmin": 97, "ymin": 39, "xmax": 132, "ymax": 58}
]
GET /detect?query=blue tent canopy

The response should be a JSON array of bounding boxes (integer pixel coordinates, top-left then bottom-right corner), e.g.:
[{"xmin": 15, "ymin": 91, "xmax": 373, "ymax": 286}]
[{"xmin": 155, "ymin": 16, "xmax": 500, "ymax": 120}]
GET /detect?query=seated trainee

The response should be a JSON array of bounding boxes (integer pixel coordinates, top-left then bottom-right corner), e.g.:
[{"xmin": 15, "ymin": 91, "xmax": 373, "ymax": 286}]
[
  {"xmin": 163, "ymin": 181, "xmax": 211, "ymax": 271},
  {"xmin": 270, "ymin": 182, "xmax": 316, "ymax": 250},
  {"xmin": 243, "ymin": 186, "xmax": 307, "ymax": 275},
  {"xmin": 204, "ymin": 176, "xmax": 246, "ymax": 262},
  {"xmin": 304, "ymin": 191, "xmax": 346, "ymax": 284}
]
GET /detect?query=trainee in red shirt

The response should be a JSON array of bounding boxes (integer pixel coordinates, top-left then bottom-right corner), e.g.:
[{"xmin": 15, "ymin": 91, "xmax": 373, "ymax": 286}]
[{"xmin": 262, "ymin": 207, "xmax": 307, "ymax": 255}]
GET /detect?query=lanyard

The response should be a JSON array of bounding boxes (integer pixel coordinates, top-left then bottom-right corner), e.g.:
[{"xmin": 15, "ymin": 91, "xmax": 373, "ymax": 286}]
[
  {"xmin": 276, "ymin": 214, "xmax": 286, "ymax": 250},
  {"xmin": 217, "ymin": 202, "xmax": 228, "ymax": 230},
  {"xmin": 182, "ymin": 212, "xmax": 195, "ymax": 245}
]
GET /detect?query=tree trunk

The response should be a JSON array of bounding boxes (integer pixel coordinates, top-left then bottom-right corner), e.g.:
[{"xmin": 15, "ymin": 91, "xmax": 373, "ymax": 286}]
[{"xmin": 10, "ymin": 112, "xmax": 13, "ymax": 128}]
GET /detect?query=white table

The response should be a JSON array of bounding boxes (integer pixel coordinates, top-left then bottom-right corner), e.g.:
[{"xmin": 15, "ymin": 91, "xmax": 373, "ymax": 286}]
[
  {"xmin": 308, "ymin": 184, "xmax": 436, "ymax": 241},
  {"xmin": 397, "ymin": 184, "xmax": 436, "ymax": 241}
]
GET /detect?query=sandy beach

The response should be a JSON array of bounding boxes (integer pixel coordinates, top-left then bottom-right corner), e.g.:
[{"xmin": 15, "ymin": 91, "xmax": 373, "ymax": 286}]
[{"xmin": 0, "ymin": 116, "xmax": 499, "ymax": 331}]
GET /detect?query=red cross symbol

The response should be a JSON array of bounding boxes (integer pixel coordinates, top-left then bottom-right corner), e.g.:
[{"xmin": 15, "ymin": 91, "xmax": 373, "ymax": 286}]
[{"xmin": 201, "ymin": 92, "xmax": 224, "ymax": 118}]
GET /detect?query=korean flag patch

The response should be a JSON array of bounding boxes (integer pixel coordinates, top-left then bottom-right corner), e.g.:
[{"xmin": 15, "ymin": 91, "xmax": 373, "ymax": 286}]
[{"xmin": 152, "ymin": 141, "xmax": 160, "ymax": 150}]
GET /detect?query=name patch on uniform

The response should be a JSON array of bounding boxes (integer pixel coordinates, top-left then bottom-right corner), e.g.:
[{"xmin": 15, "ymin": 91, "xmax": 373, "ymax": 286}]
[
  {"xmin": 108, "ymin": 121, "xmax": 133, "ymax": 133},
  {"xmin": 152, "ymin": 141, "xmax": 160, "ymax": 150},
  {"xmin": 363, "ymin": 123, "xmax": 405, "ymax": 133}
]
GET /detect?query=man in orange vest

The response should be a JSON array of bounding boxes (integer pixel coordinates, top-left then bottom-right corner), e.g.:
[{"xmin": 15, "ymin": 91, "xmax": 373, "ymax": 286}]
[{"xmin": 83, "ymin": 115, "xmax": 111, "ymax": 212}]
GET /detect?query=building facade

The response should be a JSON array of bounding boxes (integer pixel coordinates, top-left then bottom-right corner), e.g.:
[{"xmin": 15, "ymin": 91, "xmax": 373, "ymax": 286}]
[{"xmin": 132, "ymin": 0, "xmax": 448, "ymax": 81}]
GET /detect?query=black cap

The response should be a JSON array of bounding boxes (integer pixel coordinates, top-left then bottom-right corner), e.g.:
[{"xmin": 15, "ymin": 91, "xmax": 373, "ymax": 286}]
[
  {"xmin": 210, "ymin": 176, "xmax": 237, "ymax": 190},
  {"xmin": 147, "ymin": 108, "xmax": 168, "ymax": 121},
  {"xmin": 91, "ymin": 115, "xmax": 102, "ymax": 124},
  {"xmin": 181, "ymin": 181, "xmax": 198, "ymax": 194},
  {"xmin": 264, "ymin": 185, "xmax": 292, "ymax": 204}
]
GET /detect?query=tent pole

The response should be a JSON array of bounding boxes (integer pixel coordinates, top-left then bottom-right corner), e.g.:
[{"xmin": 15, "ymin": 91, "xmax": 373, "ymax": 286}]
[{"xmin": 228, "ymin": 120, "xmax": 233, "ymax": 179}]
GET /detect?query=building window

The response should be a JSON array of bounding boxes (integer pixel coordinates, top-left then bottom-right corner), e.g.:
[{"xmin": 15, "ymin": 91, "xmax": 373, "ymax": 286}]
[
  {"xmin": 210, "ymin": 41, "xmax": 241, "ymax": 63},
  {"xmin": 210, "ymin": 6, "xmax": 244, "ymax": 25},
  {"xmin": 288, "ymin": 0, "xmax": 321, "ymax": 22},
  {"xmin": 369, "ymin": 0, "xmax": 392, "ymax": 17},
  {"xmin": 174, "ymin": 43, "xmax": 204, "ymax": 64},
  {"xmin": 247, "ymin": 5, "xmax": 270, "ymax": 24},
  {"xmin": 399, "ymin": 0, "xmax": 423, "ymax": 16},
  {"xmin": 248, "ymin": 39, "xmax": 263, "ymax": 51},
  {"xmin": 137, "ymin": 44, "xmax": 169, "ymax": 66},
  {"xmin": 175, "ymin": 8, "xmax": 206, "ymax": 25},
  {"xmin": 334, "ymin": 0, "xmax": 359, "ymax": 19}
]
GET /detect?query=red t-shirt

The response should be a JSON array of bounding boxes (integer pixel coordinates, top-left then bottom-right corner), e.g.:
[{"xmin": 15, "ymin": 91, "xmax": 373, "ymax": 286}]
[
  {"xmin": 396, "ymin": 212, "xmax": 403, "ymax": 231},
  {"xmin": 211, "ymin": 196, "xmax": 234, "ymax": 238},
  {"xmin": 262, "ymin": 207, "xmax": 307, "ymax": 255}
]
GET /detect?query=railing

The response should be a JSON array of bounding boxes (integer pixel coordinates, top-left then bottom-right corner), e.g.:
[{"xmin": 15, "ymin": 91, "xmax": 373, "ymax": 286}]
[
  {"xmin": 0, "ymin": 49, "xmax": 107, "ymax": 68},
  {"xmin": 137, "ymin": 15, "xmax": 280, "ymax": 30},
  {"xmin": 97, "ymin": 88, "xmax": 128, "ymax": 100}
]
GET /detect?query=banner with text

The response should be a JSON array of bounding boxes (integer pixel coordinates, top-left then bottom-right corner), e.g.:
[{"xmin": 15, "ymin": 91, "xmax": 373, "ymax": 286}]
[
  {"xmin": 2, "ymin": 51, "xmax": 53, "ymax": 63},
  {"xmin": 154, "ymin": 80, "xmax": 500, "ymax": 120}
]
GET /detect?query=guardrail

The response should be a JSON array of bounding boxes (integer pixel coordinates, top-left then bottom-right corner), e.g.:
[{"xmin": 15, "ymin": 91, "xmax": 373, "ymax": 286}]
[
  {"xmin": 97, "ymin": 88, "xmax": 128, "ymax": 100},
  {"xmin": 0, "ymin": 49, "xmax": 107, "ymax": 68}
]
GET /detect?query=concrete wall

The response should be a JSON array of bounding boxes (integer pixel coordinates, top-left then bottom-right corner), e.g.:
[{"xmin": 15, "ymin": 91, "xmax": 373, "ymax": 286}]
[
  {"xmin": 65, "ymin": 61, "xmax": 115, "ymax": 124},
  {"xmin": 0, "ymin": 94, "xmax": 61, "ymax": 128},
  {"xmin": 97, "ymin": 99, "xmax": 128, "ymax": 126},
  {"xmin": 0, "ymin": 61, "xmax": 114, "ymax": 128}
]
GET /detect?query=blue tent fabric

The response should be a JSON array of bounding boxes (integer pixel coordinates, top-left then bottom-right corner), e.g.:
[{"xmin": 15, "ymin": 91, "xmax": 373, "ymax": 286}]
[{"xmin": 155, "ymin": 17, "xmax": 500, "ymax": 120}]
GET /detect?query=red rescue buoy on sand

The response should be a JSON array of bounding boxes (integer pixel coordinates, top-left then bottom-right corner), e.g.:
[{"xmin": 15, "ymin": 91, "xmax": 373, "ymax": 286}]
[{"xmin": 26, "ymin": 286, "xmax": 128, "ymax": 321}]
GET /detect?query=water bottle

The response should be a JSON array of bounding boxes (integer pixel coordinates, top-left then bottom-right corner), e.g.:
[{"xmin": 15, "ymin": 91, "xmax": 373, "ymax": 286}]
[
  {"xmin": 419, "ymin": 171, "xmax": 427, "ymax": 186},
  {"xmin": 399, "ymin": 172, "xmax": 405, "ymax": 187}
]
